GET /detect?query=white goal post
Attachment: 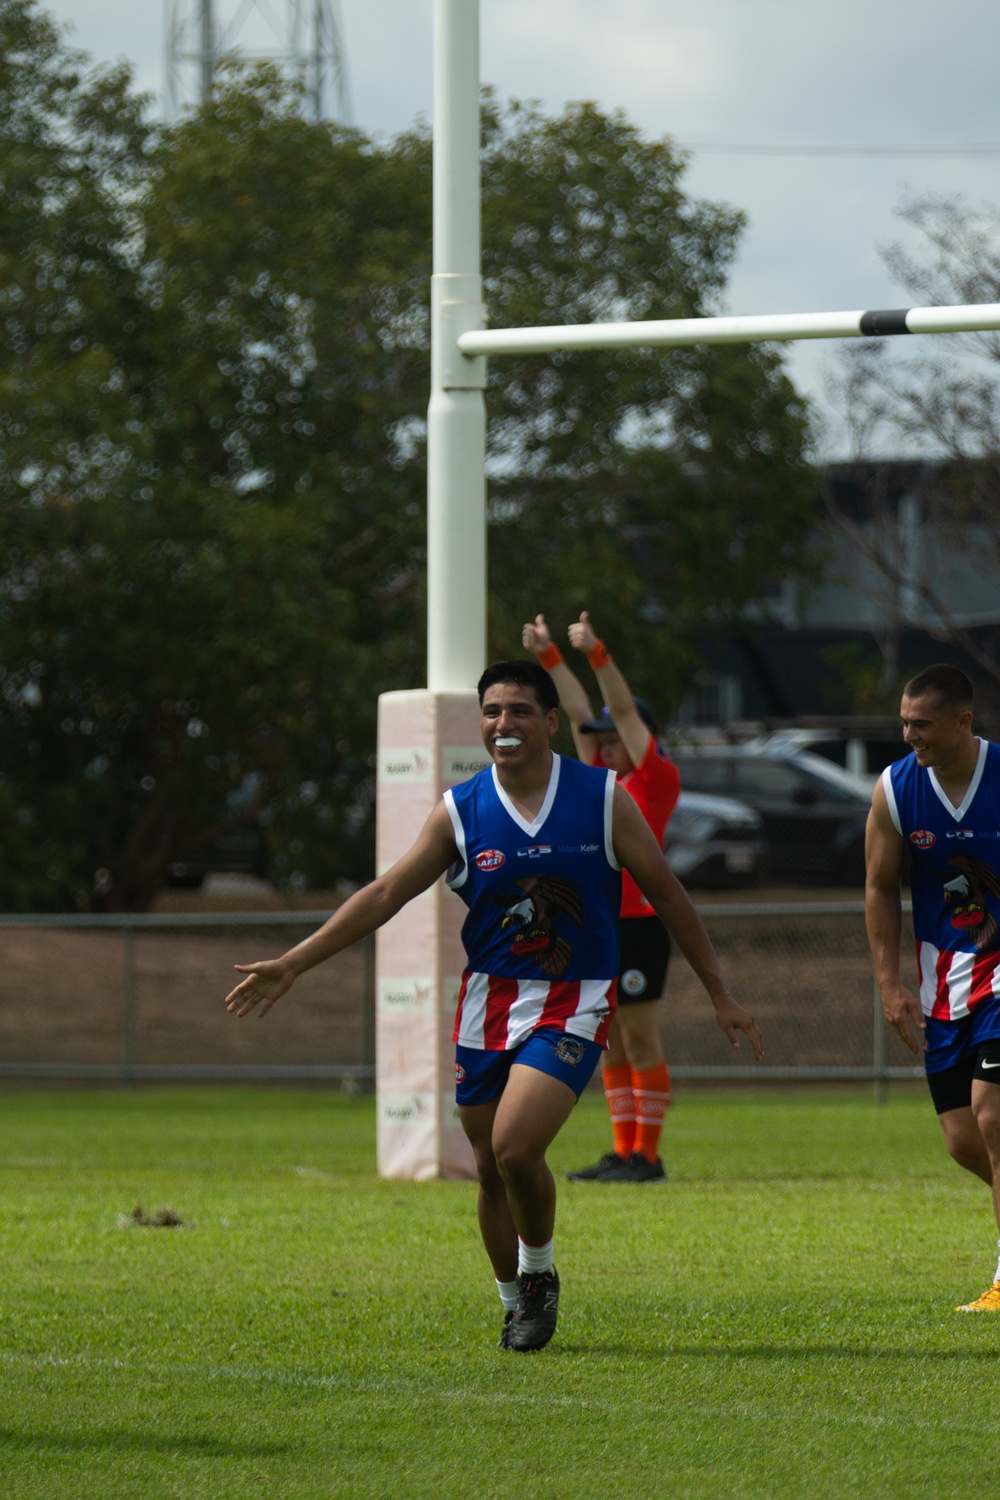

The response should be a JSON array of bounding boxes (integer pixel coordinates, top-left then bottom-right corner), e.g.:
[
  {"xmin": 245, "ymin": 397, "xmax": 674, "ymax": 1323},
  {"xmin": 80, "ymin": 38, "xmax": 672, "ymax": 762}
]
[{"xmin": 457, "ymin": 303, "xmax": 1000, "ymax": 358}]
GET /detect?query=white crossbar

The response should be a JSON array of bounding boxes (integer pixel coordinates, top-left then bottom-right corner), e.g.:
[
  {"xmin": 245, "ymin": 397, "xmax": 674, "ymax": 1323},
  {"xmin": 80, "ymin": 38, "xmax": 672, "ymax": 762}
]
[{"xmin": 456, "ymin": 302, "xmax": 1000, "ymax": 357}]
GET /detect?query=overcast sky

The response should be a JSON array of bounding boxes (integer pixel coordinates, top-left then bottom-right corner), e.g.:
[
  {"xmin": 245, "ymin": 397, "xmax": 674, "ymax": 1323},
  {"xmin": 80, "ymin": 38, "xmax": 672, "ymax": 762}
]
[{"xmin": 42, "ymin": 0, "xmax": 1000, "ymax": 456}]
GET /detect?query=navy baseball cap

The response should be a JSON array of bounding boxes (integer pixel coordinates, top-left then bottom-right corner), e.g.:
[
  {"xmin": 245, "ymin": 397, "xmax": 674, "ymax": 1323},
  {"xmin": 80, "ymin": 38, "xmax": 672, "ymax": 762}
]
[{"xmin": 578, "ymin": 700, "xmax": 658, "ymax": 736}]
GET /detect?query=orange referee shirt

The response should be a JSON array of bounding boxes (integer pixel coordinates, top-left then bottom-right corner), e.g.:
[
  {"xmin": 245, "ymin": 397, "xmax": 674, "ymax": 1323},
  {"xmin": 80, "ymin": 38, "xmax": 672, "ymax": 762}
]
[{"xmin": 616, "ymin": 736, "xmax": 680, "ymax": 918}]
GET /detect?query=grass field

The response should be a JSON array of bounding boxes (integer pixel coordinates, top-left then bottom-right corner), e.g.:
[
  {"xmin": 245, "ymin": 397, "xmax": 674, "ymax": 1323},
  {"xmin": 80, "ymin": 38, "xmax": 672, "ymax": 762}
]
[{"xmin": 2, "ymin": 1086, "xmax": 999, "ymax": 1499}]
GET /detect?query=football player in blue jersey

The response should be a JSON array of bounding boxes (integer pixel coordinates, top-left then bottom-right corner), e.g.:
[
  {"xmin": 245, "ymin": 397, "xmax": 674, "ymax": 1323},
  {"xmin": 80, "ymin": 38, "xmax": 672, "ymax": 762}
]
[
  {"xmin": 226, "ymin": 658, "xmax": 762, "ymax": 1349},
  {"xmin": 867, "ymin": 663, "xmax": 1000, "ymax": 1311}
]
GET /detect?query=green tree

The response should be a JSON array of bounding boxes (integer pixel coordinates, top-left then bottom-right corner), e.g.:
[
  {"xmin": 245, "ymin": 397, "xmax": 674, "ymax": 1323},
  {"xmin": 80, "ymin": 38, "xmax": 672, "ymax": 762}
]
[
  {"xmin": 1, "ymin": 3, "xmax": 430, "ymax": 910},
  {"xmin": 0, "ymin": 0, "xmax": 154, "ymax": 906},
  {"xmin": 0, "ymin": 3, "xmax": 816, "ymax": 910}
]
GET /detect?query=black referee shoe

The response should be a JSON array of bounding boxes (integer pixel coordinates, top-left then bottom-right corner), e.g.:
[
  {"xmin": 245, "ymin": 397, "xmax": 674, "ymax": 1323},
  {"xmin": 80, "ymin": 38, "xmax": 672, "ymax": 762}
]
[
  {"xmin": 598, "ymin": 1151, "xmax": 666, "ymax": 1183},
  {"xmin": 566, "ymin": 1151, "xmax": 625, "ymax": 1181},
  {"xmin": 504, "ymin": 1268, "xmax": 560, "ymax": 1352}
]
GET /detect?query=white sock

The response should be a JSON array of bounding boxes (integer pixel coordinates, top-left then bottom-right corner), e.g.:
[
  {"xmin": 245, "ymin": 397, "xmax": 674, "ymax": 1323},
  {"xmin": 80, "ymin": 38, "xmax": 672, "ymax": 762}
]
[
  {"xmin": 496, "ymin": 1278, "xmax": 519, "ymax": 1312},
  {"xmin": 994, "ymin": 1239, "xmax": 1000, "ymax": 1284},
  {"xmin": 517, "ymin": 1237, "xmax": 554, "ymax": 1275}
]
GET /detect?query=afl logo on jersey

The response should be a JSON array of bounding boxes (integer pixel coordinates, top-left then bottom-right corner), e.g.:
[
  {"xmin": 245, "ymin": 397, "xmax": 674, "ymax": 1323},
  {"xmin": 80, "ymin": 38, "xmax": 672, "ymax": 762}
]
[
  {"xmin": 475, "ymin": 848, "xmax": 506, "ymax": 871},
  {"xmin": 910, "ymin": 830, "xmax": 937, "ymax": 849}
]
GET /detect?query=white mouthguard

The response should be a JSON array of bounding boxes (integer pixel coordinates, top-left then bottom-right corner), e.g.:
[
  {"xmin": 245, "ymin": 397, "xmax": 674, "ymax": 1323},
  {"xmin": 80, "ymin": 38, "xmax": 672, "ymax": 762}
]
[{"xmin": 494, "ymin": 737, "xmax": 522, "ymax": 748}]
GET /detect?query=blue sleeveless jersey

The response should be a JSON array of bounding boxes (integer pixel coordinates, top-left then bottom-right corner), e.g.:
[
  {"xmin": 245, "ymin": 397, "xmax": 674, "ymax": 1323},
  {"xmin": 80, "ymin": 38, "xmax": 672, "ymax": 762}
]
[
  {"xmin": 883, "ymin": 739, "xmax": 1000, "ymax": 1019},
  {"xmin": 443, "ymin": 754, "xmax": 622, "ymax": 1050}
]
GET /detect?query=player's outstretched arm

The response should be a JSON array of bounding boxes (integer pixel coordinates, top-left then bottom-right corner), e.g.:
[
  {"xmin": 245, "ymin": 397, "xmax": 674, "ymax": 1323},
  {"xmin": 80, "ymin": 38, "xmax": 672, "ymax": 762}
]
[
  {"xmin": 865, "ymin": 778, "xmax": 924, "ymax": 1054},
  {"xmin": 567, "ymin": 612, "xmax": 650, "ymax": 770},
  {"xmin": 225, "ymin": 802, "xmax": 459, "ymax": 1019},
  {"xmin": 611, "ymin": 786, "xmax": 764, "ymax": 1060},
  {"xmin": 522, "ymin": 612, "xmax": 597, "ymax": 763}
]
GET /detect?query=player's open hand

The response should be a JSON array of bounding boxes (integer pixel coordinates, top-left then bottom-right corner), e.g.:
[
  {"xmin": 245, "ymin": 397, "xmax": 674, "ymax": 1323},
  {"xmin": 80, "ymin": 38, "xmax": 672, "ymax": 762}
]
[
  {"xmin": 226, "ymin": 959, "xmax": 295, "ymax": 1018},
  {"xmin": 881, "ymin": 983, "xmax": 925, "ymax": 1054},
  {"xmin": 522, "ymin": 613, "xmax": 552, "ymax": 653},
  {"xmin": 567, "ymin": 610, "xmax": 599, "ymax": 654},
  {"xmin": 713, "ymin": 993, "xmax": 764, "ymax": 1061}
]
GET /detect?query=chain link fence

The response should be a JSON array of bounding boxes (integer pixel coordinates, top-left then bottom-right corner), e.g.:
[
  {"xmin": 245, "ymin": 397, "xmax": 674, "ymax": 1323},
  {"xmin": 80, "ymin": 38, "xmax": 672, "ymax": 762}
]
[
  {"xmin": 0, "ymin": 913, "xmax": 375, "ymax": 1085},
  {"xmin": 0, "ymin": 903, "xmax": 922, "ymax": 1093},
  {"xmin": 667, "ymin": 902, "xmax": 922, "ymax": 1097}
]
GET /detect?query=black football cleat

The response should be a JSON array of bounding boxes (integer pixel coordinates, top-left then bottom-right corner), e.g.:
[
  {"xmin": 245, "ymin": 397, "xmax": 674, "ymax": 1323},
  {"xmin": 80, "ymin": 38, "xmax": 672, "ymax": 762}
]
[
  {"xmin": 504, "ymin": 1267, "xmax": 560, "ymax": 1352},
  {"xmin": 566, "ymin": 1151, "xmax": 625, "ymax": 1181},
  {"xmin": 498, "ymin": 1310, "xmax": 516, "ymax": 1349},
  {"xmin": 597, "ymin": 1151, "xmax": 666, "ymax": 1182}
]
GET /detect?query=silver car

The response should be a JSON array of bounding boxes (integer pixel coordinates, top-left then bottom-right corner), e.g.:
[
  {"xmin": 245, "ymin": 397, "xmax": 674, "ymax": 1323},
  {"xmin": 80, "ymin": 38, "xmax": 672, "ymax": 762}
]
[{"xmin": 664, "ymin": 790, "xmax": 765, "ymax": 888}]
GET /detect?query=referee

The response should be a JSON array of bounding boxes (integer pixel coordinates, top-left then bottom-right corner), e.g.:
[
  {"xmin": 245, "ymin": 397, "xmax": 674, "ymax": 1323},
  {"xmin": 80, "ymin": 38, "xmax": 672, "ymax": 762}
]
[{"xmin": 523, "ymin": 610, "xmax": 679, "ymax": 1181}]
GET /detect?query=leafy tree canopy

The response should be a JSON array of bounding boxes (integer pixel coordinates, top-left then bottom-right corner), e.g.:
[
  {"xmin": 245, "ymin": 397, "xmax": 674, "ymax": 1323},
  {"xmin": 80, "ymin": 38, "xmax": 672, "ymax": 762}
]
[{"xmin": 0, "ymin": 0, "xmax": 817, "ymax": 910}]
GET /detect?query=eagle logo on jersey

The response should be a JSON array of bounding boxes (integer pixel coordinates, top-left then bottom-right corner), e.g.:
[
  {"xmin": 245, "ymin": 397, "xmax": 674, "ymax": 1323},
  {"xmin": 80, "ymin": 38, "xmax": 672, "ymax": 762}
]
[
  {"xmin": 494, "ymin": 875, "xmax": 584, "ymax": 977},
  {"xmin": 942, "ymin": 854, "xmax": 1000, "ymax": 950}
]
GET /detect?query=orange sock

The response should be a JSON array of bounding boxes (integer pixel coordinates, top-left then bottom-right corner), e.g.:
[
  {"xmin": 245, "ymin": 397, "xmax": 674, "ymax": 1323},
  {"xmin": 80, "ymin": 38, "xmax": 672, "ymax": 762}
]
[
  {"xmin": 602, "ymin": 1064, "xmax": 635, "ymax": 1159},
  {"xmin": 631, "ymin": 1062, "xmax": 671, "ymax": 1162}
]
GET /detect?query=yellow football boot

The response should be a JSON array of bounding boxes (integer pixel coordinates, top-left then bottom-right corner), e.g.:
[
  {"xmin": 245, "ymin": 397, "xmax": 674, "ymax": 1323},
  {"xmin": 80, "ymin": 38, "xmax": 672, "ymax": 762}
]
[{"xmin": 956, "ymin": 1280, "xmax": 1000, "ymax": 1312}]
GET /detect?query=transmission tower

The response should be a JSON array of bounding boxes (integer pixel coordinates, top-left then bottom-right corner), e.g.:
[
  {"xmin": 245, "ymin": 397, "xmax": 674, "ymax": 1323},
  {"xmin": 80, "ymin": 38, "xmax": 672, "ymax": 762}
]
[{"xmin": 165, "ymin": 0, "xmax": 353, "ymax": 123}]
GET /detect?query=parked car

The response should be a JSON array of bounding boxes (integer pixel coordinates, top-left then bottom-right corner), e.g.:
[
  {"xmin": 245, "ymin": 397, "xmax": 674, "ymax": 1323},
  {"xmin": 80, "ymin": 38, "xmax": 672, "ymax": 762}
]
[
  {"xmin": 664, "ymin": 790, "xmax": 765, "ymax": 888},
  {"xmin": 668, "ymin": 746, "xmax": 873, "ymax": 884}
]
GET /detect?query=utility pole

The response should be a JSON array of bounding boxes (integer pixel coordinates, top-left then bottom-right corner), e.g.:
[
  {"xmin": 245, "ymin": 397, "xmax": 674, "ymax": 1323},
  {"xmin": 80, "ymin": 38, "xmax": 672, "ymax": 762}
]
[
  {"xmin": 165, "ymin": 0, "xmax": 352, "ymax": 122},
  {"xmin": 199, "ymin": 0, "xmax": 214, "ymax": 103}
]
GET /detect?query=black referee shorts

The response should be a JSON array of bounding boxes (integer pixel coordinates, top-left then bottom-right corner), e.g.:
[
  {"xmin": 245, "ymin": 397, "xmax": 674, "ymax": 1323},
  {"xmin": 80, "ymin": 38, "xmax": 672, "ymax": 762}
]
[{"xmin": 617, "ymin": 916, "xmax": 671, "ymax": 1005}]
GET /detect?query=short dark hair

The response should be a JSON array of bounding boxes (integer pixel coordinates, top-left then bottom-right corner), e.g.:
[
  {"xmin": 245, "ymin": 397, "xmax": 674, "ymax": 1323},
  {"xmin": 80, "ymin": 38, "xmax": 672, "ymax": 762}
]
[
  {"xmin": 477, "ymin": 659, "xmax": 559, "ymax": 714},
  {"xmin": 903, "ymin": 663, "xmax": 974, "ymax": 713}
]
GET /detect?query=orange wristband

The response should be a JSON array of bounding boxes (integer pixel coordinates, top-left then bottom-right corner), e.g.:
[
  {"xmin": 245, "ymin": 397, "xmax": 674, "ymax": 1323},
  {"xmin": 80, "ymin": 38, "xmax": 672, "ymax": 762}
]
[
  {"xmin": 587, "ymin": 640, "xmax": 611, "ymax": 670},
  {"xmin": 537, "ymin": 643, "xmax": 563, "ymax": 670}
]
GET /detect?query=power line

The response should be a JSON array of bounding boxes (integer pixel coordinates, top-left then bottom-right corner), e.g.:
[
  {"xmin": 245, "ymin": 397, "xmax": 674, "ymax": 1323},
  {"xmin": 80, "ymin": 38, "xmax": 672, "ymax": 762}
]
[{"xmin": 680, "ymin": 142, "xmax": 1000, "ymax": 158}]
